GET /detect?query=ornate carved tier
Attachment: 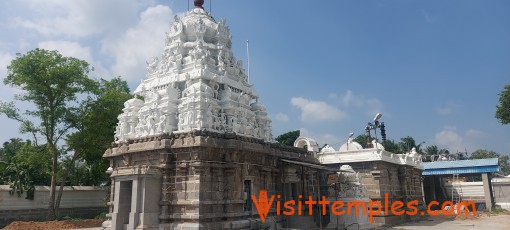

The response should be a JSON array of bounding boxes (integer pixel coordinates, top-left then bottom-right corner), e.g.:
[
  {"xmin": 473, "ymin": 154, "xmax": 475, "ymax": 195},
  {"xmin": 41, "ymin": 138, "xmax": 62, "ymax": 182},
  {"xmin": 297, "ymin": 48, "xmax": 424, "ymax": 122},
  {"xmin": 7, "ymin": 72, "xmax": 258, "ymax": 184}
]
[{"xmin": 114, "ymin": 3, "xmax": 272, "ymax": 143}]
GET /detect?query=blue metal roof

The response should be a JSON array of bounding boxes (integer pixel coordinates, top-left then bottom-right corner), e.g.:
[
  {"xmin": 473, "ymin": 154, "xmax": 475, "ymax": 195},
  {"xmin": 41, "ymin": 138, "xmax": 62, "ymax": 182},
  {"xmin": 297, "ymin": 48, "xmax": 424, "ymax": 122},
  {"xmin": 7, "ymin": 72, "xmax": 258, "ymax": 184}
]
[{"xmin": 422, "ymin": 158, "xmax": 499, "ymax": 175}]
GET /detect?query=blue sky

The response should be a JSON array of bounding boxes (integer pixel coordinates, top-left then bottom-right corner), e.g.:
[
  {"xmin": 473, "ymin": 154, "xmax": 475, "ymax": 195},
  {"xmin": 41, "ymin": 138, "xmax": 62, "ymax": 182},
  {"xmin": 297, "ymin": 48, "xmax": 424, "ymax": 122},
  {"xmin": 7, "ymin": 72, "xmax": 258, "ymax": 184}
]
[{"xmin": 0, "ymin": 0, "xmax": 508, "ymax": 155}]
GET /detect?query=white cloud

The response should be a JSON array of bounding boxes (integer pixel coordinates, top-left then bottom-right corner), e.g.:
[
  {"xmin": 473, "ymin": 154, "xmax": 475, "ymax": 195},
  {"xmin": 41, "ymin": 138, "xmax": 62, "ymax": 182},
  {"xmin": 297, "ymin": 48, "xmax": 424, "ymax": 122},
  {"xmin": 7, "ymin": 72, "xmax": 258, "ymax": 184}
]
[
  {"xmin": 421, "ymin": 10, "xmax": 438, "ymax": 23},
  {"xmin": 434, "ymin": 129, "xmax": 464, "ymax": 151},
  {"xmin": 0, "ymin": 51, "xmax": 28, "ymax": 143},
  {"xmin": 340, "ymin": 90, "xmax": 364, "ymax": 107},
  {"xmin": 5, "ymin": 0, "xmax": 170, "ymax": 82},
  {"xmin": 103, "ymin": 5, "xmax": 173, "ymax": 83},
  {"xmin": 291, "ymin": 97, "xmax": 346, "ymax": 122},
  {"xmin": 465, "ymin": 129, "xmax": 485, "ymax": 138},
  {"xmin": 365, "ymin": 98, "xmax": 384, "ymax": 115},
  {"xmin": 0, "ymin": 51, "xmax": 13, "ymax": 75},
  {"xmin": 436, "ymin": 101, "xmax": 460, "ymax": 115},
  {"xmin": 38, "ymin": 41, "xmax": 94, "ymax": 64},
  {"xmin": 433, "ymin": 126, "xmax": 485, "ymax": 153},
  {"xmin": 37, "ymin": 40, "xmax": 110, "ymax": 78},
  {"xmin": 274, "ymin": 113, "xmax": 289, "ymax": 122},
  {"xmin": 300, "ymin": 128, "xmax": 341, "ymax": 148},
  {"xmin": 330, "ymin": 90, "xmax": 385, "ymax": 116},
  {"xmin": 13, "ymin": 0, "xmax": 141, "ymax": 38},
  {"xmin": 0, "ymin": 51, "xmax": 16, "ymax": 101}
]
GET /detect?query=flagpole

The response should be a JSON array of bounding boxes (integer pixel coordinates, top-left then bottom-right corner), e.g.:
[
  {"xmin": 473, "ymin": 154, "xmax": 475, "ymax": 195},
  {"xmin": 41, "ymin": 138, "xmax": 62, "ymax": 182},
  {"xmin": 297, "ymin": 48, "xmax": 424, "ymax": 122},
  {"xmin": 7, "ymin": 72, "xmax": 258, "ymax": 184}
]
[{"xmin": 246, "ymin": 40, "xmax": 250, "ymax": 83}]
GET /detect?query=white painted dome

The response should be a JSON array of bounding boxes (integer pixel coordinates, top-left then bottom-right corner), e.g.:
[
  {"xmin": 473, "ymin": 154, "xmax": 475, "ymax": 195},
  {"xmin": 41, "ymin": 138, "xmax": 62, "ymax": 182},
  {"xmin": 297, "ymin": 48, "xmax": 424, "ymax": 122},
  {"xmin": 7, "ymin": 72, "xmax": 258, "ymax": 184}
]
[
  {"xmin": 320, "ymin": 145, "xmax": 336, "ymax": 153},
  {"xmin": 339, "ymin": 141, "xmax": 363, "ymax": 152}
]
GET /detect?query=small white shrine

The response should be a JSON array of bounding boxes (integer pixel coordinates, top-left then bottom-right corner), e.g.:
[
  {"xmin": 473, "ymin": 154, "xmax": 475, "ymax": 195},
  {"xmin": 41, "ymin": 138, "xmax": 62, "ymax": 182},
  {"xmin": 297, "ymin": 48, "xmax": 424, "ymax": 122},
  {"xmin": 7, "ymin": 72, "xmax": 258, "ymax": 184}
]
[
  {"xmin": 114, "ymin": 4, "xmax": 272, "ymax": 142},
  {"xmin": 294, "ymin": 136, "xmax": 423, "ymax": 168},
  {"xmin": 293, "ymin": 136, "xmax": 424, "ymax": 228}
]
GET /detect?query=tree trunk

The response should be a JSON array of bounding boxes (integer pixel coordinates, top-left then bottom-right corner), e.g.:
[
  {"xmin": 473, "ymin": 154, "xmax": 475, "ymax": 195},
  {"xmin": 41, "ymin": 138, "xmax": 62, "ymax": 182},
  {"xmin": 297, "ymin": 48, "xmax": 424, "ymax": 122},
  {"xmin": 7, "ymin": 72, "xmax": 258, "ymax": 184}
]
[
  {"xmin": 54, "ymin": 154, "xmax": 77, "ymax": 213},
  {"xmin": 55, "ymin": 170, "xmax": 69, "ymax": 213},
  {"xmin": 46, "ymin": 142, "xmax": 58, "ymax": 220}
]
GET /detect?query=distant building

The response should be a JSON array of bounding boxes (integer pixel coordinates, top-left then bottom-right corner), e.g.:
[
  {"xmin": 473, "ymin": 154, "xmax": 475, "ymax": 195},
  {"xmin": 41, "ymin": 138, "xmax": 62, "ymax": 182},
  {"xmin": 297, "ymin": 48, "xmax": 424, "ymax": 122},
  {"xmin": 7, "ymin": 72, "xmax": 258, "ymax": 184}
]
[{"xmin": 422, "ymin": 158, "xmax": 499, "ymax": 211}]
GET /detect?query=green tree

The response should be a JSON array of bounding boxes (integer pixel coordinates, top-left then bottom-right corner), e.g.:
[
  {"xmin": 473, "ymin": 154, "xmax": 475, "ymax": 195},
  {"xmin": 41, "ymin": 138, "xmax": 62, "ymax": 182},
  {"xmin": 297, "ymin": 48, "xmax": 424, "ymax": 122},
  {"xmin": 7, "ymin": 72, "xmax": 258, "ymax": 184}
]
[
  {"xmin": 0, "ymin": 49, "xmax": 95, "ymax": 219},
  {"xmin": 499, "ymin": 155, "xmax": 510, "ymax": 176},
  {"xmin": 52, "ymin": 78, "xmax": 131, "ymax": 209},
  {"xmin": 423, "ymin": 145, "xmax": 439, "ymax": 162},
  {"xmin": 382, "ymin": 139, "xmax": 400, "ymax": 154},
  {"xmin": 352, "ymin": 135, "xmax": 408, "ymax": 154},
  {"xmin": 353, "ymin": 135, "xmax": 367, "ymax": 149},
  {"xmin": 496, "ymin": 84, "xmax": 510, "ymax": 125},
  {"xmin": 398, "ymin": 136, "xmax": 415, "ymax": 153},
  {"xmin": 0, "ymin": 138, "xmax": 28, "ymax": 185},
  {"xmin": 396, "ymin": 136, "xmax": 425, "ymax": 154},
  {"xmin": 66, "ymin": 77, "xmax": 131, "ymax": 186},
  {"xmin": 0, "ymin": 141, "xmax": 51, "ymax": 199},
  {"xmin": 275, "ymin": 130, "xmax": 300, "ymax": 146},
  {"xmin": 0, "ymin": 138, "xmax": 26, "ymax": 163},
  {"xmin": 470, "ymin": 149, "xmax": 510, "ymax": 176},
  {"xmin": 470, "ymin": 149, "xmax": 499, "ymax": 159},
  {"xmin": 424, "ymin": 145, "xmax": 439, "ymax": 156}
]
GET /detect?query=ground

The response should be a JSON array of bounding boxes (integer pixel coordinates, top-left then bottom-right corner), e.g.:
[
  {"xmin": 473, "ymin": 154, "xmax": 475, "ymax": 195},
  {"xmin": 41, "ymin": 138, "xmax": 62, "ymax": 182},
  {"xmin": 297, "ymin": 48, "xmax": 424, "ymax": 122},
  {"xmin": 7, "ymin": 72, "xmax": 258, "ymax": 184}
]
[
  {"xmin": 389, "ymin": 213, "xmax": 510, "ymax": 230},
  {"xmin": 2, "ymin": 219, "xmax": 103, "ymax": 230},
  {"xmin": 2, "ymin": 214, "xmax": 510, "ymax": 230}
]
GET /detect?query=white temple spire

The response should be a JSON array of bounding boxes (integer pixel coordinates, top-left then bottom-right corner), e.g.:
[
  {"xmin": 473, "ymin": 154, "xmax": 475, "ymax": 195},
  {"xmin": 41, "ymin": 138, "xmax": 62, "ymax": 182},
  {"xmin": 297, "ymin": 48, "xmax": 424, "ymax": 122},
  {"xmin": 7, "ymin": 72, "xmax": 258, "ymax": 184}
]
[{"xmin": 113, "ymin": 1, "xmax": 272, "ymax": 143}]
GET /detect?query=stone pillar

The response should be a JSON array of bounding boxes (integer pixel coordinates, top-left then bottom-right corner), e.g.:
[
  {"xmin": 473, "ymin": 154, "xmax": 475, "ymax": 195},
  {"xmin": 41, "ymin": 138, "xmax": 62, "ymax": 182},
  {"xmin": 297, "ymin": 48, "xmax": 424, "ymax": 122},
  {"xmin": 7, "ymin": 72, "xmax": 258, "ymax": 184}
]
[
  {"xmin": 136, "ymin": 175, "xmax": 162, "ymax": 229},
  {"xmin": 128, "ymin": 177, "xmax": 141, "ymax": 230},
  {"xmin": 482, "ymin": 173, "xmax": 494, "ymax": 211}
]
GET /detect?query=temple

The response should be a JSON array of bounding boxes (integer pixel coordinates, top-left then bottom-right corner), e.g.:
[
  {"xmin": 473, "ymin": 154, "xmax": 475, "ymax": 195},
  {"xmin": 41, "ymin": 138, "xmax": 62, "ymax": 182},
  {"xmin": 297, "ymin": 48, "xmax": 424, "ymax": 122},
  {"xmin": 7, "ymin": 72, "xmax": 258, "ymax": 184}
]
[
  {"xmin": 104, "ymin": 2, "xmax": 328, "ymax": 229},
  {"xmin": 103, "ymin": 1, "xmax": 425, "ymax": 229}
]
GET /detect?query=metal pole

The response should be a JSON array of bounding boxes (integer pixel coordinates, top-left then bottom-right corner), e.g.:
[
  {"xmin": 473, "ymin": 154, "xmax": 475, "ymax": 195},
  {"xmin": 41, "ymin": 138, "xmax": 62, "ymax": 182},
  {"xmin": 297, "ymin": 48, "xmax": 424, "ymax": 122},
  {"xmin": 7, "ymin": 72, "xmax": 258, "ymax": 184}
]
[
  {"xmin": 374, "ymin": 125, "xmax": 378, "ymax": 148},
  {"xmin": 246, "ymin": 40, "xmax": 250, "ymax": 83}
]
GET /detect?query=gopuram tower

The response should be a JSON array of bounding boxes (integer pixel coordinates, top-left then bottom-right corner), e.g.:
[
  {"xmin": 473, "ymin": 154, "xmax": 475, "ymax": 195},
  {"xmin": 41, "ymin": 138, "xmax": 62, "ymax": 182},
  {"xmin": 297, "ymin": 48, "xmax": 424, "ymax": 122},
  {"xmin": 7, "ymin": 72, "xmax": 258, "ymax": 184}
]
[
  {"xmin": 114, "ymin": 1, "xmax": 271, "ymax": 142},
  {"xmin": 103, "ymin": 1, "xmax": 325, "ymax": 230}
]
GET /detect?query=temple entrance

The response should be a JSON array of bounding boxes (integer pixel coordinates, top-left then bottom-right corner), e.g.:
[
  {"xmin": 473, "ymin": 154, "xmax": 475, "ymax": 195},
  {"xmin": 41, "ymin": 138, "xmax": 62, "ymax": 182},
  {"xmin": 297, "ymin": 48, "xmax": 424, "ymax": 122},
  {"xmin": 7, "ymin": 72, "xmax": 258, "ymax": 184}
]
[
  {"xmin": 111, "ymin": 168, "xmax": 161, "ymax": 230},
  {"xmin": 117, "ymin": 180, "xmax": 133, "ymax": 228}
]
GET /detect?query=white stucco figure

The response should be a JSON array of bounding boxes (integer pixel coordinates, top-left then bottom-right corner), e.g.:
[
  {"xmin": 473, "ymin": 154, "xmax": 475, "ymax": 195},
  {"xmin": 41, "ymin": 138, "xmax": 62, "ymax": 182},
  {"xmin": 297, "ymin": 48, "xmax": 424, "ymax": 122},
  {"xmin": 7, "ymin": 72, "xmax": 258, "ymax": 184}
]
[{"xmin": 157, "ymin": 114, "xmax": 167, "ymax": 133}]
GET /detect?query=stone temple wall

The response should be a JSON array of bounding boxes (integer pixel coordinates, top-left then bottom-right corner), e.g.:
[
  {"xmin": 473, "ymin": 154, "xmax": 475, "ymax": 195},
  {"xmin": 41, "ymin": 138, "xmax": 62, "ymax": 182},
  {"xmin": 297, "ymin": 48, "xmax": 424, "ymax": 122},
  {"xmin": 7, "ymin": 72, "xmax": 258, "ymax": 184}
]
[{"xmin": 103, "ymin": 131, "xmax": 327, "ymax": 230}]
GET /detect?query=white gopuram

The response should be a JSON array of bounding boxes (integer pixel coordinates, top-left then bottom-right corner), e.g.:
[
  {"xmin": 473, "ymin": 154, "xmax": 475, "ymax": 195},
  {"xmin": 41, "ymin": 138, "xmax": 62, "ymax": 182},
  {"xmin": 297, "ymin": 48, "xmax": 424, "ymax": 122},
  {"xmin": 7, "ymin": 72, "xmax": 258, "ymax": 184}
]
[{"xmin": 114, "ymin": 3, "xmax": 272, "ymax": 143}]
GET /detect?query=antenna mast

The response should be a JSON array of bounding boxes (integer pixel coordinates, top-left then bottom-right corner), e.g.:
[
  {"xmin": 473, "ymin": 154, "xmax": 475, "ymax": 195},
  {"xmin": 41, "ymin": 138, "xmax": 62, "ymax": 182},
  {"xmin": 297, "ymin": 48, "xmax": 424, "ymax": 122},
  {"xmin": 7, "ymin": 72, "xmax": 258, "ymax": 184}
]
[{"xmin": 246, "ymin": 40, "xmax": 250, "ymax": 83}]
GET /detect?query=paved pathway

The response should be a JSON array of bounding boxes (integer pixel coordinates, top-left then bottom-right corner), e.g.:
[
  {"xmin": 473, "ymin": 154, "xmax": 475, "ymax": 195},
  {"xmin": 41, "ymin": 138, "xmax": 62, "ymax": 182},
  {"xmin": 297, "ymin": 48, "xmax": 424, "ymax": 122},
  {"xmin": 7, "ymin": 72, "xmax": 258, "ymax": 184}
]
[
  {"xmin": 389, "ymin": 214, "xmax": 510, "ymax": 230},
  {"xmin": 72, "ymin": 214, "xmax": 510, "ymax": 229}
]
